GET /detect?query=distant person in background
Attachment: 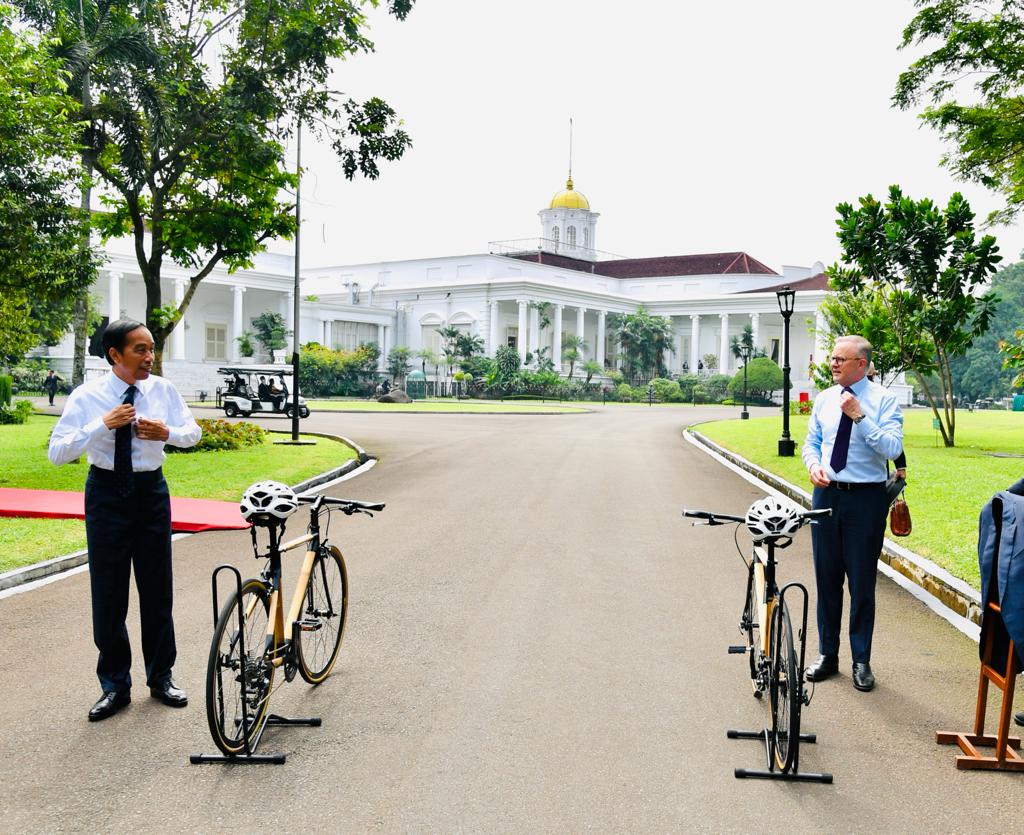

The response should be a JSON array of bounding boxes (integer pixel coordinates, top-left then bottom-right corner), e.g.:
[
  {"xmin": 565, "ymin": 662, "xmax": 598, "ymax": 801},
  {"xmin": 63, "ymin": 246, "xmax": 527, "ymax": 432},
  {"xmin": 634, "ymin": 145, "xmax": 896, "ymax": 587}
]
[
  {"xmin": 43, "ymin": 370, "xmax": 61, "ymax": 406},
  {"xmin": 257, "ymin": 376, "xmax": 272, "ymax": 401}
]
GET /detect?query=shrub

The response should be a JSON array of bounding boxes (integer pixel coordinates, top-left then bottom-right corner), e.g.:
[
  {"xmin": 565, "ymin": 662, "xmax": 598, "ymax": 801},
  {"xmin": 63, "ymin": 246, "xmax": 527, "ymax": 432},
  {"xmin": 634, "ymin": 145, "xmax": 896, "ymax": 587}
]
[
  {"xmin": 650, "ymin": 377, "xmax": 684, "ymax": 402},
  {"xmin": 676, "ymin": 373, "xmax": 700, "ymax": 401},
  {"xmin": 299, "ymin": 344, "xmax": 378, "ymax": 396},
  {"xmin": 615, "ymin": 383, "xmax": 634, "ymax": 402},
  {"xmin": 728, "ymin": 358, "xmax": 785, "ymax": 402},
  {"xmin": 704, "ymin": 374, "xmax": 732, "ymax": 403},
  {"xmin": 0, "ymin": 375, "xmax": 11, "ymax": 407},
  {"xmin": 0, "ymin": 399, "xmax": 33, "ymax": 424},
  {"xmin": 168, "ymin": 418, "xmax": 266, "ymax": 453}
]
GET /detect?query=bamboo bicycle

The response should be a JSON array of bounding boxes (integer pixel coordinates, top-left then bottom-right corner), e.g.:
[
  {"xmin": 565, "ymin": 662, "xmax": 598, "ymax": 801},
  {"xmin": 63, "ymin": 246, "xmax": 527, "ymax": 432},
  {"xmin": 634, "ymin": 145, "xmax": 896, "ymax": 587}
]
[
  {"xmin": 683, "ymin": 497, "xmax": 833, "ymax": 783},
  {"xmin": 191, "ymin": 484, "xmax": 383, "ymax": 764}
]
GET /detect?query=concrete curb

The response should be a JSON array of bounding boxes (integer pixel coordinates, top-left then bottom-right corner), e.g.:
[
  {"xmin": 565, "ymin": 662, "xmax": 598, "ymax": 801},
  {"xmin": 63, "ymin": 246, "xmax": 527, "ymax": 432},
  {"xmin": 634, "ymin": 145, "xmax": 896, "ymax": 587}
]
[
  {"xmin": 0, "ymin": 430, "xmax": 369, "ymax": 593},
  {"xmin": 685, "ymin": 428, "xmax": 983, "ymax": 628}
]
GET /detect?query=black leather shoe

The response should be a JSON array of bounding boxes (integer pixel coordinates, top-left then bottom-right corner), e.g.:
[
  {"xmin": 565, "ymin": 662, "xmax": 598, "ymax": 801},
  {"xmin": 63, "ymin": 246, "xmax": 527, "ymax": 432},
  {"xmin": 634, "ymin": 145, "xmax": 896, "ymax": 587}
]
[
  {"xmin": 88, "ymin": 690, "xmax": 131, "ymax": 721},
  {"xmin": 149, "ymin": 679, "xmax": 188, "ymax": 708},
  {"xmin": 1015, "ymin": 711, "xmax": 1024, "ymax": 728},
  {"xmin": 805, "ymin": 654, "xmax": 839, "ymax": 682},
  {"xmin": 852, "ymin": 662, "xmax": 875, "ymax": 692}
]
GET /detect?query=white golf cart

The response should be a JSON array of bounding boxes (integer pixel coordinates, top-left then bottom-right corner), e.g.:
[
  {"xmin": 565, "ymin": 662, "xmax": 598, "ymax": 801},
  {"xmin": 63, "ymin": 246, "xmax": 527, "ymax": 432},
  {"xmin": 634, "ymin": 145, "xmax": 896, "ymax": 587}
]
[{"xmin": 216, "ymin": 365, "xmax": 310, "ymax": 419}]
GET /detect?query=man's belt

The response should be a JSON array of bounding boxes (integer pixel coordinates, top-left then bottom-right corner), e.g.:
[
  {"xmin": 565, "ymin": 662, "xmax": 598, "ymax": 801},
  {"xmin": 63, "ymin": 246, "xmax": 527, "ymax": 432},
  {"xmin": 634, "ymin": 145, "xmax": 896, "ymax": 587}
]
[{"xmin": 829, "ymin": 481, "xmax": 885, "ymax": 491}]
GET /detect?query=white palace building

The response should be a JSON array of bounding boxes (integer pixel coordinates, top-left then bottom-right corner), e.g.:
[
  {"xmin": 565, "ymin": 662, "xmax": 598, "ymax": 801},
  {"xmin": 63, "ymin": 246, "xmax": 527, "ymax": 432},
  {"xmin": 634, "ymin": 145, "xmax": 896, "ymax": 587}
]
[{"xmin": 40, "ymin": 177, "xmax": 912, "ymax": 404}]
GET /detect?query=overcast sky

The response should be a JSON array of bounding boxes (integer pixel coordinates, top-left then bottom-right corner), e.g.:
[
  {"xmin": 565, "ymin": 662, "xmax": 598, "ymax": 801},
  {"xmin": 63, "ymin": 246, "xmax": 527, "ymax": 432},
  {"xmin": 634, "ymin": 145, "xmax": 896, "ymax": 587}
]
[{"xmin": 282, "ymin": 0, "xmax": 1024, "ymax": 274}]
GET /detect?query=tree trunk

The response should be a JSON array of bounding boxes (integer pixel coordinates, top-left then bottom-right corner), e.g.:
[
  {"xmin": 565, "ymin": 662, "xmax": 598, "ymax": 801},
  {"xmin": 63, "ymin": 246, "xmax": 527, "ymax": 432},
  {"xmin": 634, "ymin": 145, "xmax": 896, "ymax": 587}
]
[
  {"xmin": 72, "ymin": 66, "xmax": 93, "ymax": 387},
  {"xmin": 913, "ymin": 369, "xmax": 954, "ymax": 447}
]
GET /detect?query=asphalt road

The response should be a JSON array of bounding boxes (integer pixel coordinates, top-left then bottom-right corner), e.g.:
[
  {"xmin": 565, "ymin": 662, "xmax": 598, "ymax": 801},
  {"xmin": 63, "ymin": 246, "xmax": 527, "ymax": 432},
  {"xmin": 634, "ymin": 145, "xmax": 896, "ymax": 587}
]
[{"xmin": 0, "ymin": 404, "xmax": 1019, "ymax": 832}]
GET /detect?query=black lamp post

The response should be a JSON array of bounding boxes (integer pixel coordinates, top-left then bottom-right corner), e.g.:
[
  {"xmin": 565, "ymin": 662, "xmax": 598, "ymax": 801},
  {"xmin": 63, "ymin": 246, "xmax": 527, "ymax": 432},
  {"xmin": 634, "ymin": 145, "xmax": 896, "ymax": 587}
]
[
  {"xmin": 739, "ymin": 342, "xmax": 751, "ymax": 420},
  {"xmin": 776, "ymin": 286, "xmax": 796, "ymax": 456}
]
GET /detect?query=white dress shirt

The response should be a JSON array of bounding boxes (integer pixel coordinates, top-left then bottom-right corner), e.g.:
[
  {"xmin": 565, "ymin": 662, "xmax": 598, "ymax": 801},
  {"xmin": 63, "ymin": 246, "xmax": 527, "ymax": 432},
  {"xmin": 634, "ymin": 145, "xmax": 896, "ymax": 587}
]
[{"xmin": 48, "ymin": 372, "xmax": 202, "ymax": 470}]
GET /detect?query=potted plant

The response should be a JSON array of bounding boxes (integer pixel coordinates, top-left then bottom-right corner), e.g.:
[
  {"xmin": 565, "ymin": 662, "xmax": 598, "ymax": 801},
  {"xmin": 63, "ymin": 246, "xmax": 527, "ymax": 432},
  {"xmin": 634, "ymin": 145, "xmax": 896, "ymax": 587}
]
[
  {"xmin": 250, "ymin": 312, "xmax": 291, "ymax": 362},
  {"xmin": 236, "ymin": 331, "xmax": 256, "ymax": 362}
]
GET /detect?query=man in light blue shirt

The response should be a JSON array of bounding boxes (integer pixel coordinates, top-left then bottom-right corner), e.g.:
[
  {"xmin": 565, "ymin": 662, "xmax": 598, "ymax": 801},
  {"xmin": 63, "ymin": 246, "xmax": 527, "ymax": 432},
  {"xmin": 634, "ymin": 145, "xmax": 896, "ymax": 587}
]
[{"xmin": 801, "ymin": 335, "xmax": 903, "ymax": 692}]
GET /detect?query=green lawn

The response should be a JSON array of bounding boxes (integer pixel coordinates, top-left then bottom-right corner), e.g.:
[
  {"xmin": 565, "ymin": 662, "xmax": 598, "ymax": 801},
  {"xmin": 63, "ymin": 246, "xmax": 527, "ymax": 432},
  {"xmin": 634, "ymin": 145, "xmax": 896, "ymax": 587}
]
[
  {"xmin": 696, "ymin": 410, "xmax": 1024, "ymax": 589},
  {"xmin": 0, "ymin": 416, "xmax": 356, "ymax": 573}
]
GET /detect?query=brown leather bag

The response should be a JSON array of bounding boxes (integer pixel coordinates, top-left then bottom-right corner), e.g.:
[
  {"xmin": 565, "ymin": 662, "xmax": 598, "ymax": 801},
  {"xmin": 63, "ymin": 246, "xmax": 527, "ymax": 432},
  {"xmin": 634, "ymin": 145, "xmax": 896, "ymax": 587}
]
[{"xmin": 890, "ymin": 495, "xmax": 912, "ymax": 537}]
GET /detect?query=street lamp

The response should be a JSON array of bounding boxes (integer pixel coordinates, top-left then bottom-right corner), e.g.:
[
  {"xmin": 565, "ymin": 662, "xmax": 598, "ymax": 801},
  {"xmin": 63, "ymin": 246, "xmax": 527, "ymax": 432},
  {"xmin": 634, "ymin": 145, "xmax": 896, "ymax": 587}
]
[
  {"xmin": 776, "ymin": 286, "xmax": 796, "ymax": 456},
  {"xmin": 739, "ymin": 343, "xmax": 752, "ymax": 420}
]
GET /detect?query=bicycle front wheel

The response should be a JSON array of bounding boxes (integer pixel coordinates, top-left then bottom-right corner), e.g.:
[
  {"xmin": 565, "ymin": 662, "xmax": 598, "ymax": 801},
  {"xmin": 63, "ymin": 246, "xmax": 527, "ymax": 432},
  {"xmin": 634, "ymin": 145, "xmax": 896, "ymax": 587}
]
[
  {"xmin": 206, "ymin": 579, "xmax": 275, "ymax": 756},
  {"xmin": 769, "ymin": 601, "xmax": 801, "ymax": 773},
  {"xmin": 297, "ymin": 546, "xmax": 348, "ymax": 684}
]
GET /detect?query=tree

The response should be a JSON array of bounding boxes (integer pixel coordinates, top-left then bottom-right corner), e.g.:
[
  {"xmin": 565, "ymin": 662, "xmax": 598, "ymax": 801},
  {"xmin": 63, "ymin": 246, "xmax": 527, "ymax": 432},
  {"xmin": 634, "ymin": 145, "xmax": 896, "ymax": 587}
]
[
  {"xmin": 702, "ymin": 353, "xmax": 718, "ymax": 374},
  {"xmin": 728, "ymin": 357, "xmax": 784, "ymax": 402},
  {"xmin": 436, "ymin": 325, "xmax": 461, "ymax": 372},
  {"xmin": 607, "ymin": 307, "xmax": 674, "ymax": 380},
  {"xmin": 729, "ymin": 324, "xmax": 754, "ymax": 361},
  {"xmin": 895, "ymin": 2, "xmax": 1024, "ymax": 224},
  {"xmin": 415, "ymin": 347, "xmax": 438, "ymax": 376},
  {"xmin": 0, "ymin": 6, "xmax": 99, "ymax": 365},
  {"xmin": 454, "ymin": 332, "xmax": 484, "ymax": 362},
  {"xmin": 950, "ymin": 261, "xmax": 1024, "ymax": 400},
  {"xmin": 19, "ymin": 0, "xmax": 415, "ymax": 375},
  {"xmin": 386, "ymin": 345, "xmax": 411, "ymax": 385},
  {"xmin": 561, "ymin": 333, "xmax": 588, "ymax": 379},
  {"xmin": 1001, "ymin": 327, "xmax": 1024, "ymax": 388},
  {"xmin": 250, "ymin": 312, "xmax": 290, "ymax": 355},
  {"xmin": 827, "ymin": 186, "xmax": 1000, "ymax": 446},
  {"xmin": 581, "ymin": 359, "xmax": 602, "ymax": 385},
  {"xmin": 490, "ymin": 345, "xmax": 520, "ymax": 391}
]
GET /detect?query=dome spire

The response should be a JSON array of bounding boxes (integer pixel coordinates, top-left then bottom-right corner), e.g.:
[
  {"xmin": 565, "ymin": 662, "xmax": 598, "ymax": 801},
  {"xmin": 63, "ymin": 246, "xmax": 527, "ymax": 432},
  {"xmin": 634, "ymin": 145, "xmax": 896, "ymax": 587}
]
[{"xmin": 567, "ymin": 117, "xmax": 573, "ymax": 190}]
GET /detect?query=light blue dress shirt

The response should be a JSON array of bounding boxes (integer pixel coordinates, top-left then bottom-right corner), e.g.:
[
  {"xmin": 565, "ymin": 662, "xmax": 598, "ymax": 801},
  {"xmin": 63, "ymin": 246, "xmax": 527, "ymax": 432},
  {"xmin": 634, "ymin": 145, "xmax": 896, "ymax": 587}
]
[
  {"xmin": 49, "ymin": 372, "xmax": 202, "ymax": 470},
  {"xmin": 801, "ymin": 376, "xmax": 903, "ymax": 483}
]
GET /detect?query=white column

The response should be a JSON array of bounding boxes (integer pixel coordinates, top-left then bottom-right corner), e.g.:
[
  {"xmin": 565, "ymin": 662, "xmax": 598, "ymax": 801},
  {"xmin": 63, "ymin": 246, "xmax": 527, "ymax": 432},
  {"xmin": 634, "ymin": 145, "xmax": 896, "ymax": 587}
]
[
  {"xmin": 107, "ymin": 271, "xmax": 122, "ymax": 323},
  {"xmin": 689, "ymin": 314, "xmax": 700, "ymax": 373},
  {"xmin": 750, "ymin": 312, "xmax": 760, "ymax": 354},
  {"xmin": 675, "ymin": 326, "xmax": 685, "ymax": 374},
  {"xmin": 718, "ymin": 313, "xmax": 730, "ymax": 375},
  {"xmin": 814, "ymin": 311, "xmax": 828, "ymax": 364},
  {"xmin": 281, "ymin": 291, "xmax": 294, "ymax": 354},
  {"xmin": 517, "ymin": 300, "xmax": 528, "ymax": 363},
  {"xmin": 529, "ymin": 305, "xmax": 540, "ymax": 356},
  {"xmin": 172, "ymin": 279, "xmax": 187, "ymax": 361},
  {"xmin": 378, "ymin": 323, "xmax": 387, "ymax": 371},
  {"xmin": 489, "ymin": 301, "xmax": 501, "ymax": 352},
  {"xmin": 322, "ymin": 319, "xmax": 331, "ymax": 347},
  {"xmin": 231, "ymin": 286, "xmax": 245, "ymax": 360},
  {"xmin": 597, "ymin": 310, "xmax": 607, "ymax": 368},
  {"xmin": 552, "ymin": 304, "xmax": 564, "ymax": 371},
  {"xmin": 576, "ymin": 306, "xmax": 586, "ymax": 358}
]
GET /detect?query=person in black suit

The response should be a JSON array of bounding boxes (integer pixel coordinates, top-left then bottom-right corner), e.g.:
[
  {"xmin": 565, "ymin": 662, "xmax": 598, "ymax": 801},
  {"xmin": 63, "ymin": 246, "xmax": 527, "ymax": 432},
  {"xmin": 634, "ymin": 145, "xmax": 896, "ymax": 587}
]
[
  {"xmin": 48, "ymin": 319, "xmax": 202, "ymax": 721},
  {"xmin": 257, "ymin": 376, "xmax": 272, "ymax": 401}
]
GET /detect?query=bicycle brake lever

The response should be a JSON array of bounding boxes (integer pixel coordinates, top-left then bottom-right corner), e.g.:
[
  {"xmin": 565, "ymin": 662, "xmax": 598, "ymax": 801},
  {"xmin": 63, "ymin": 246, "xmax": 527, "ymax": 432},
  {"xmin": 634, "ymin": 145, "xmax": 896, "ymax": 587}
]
[{"xmin": 691, "ymin": 521, "xmax": 710, "ymax": 527}]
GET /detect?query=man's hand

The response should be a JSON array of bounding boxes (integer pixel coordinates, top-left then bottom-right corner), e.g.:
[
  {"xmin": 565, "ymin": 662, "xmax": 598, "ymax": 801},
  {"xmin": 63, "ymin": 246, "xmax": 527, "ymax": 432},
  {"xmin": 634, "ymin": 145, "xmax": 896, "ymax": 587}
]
[
  {"xmin": 103, "ymin": 404, "xmax": 136, "ymax": 430},
  {"xmin": 135, "ymin": 417, "xmax": 170, "ymax": 442},
  {"xmin": 809, "ymin": 464, "xmax": 831, "ymax": 488},
  {"xmin": 839, "ymin": 391, "xmax": 864, "ymax": 421}
]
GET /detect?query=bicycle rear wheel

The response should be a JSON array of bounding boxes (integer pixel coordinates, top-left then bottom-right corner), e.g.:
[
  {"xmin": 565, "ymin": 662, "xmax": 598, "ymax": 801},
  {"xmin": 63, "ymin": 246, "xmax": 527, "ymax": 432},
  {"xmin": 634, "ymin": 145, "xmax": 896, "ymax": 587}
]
[
  {"xmin": 206, "ymin": 579, "xmax": 275, "ymax": 756},
  {"xmin": 769, "ymin": 601, "xmax": 801, "ymax": 772},
  {"xmin": 742, "ymin": 564, "xmax": 761, "ymax": 696},
  {"xmin": 297, "ymin": 546, "xmax": 348, "ymax": 684}
]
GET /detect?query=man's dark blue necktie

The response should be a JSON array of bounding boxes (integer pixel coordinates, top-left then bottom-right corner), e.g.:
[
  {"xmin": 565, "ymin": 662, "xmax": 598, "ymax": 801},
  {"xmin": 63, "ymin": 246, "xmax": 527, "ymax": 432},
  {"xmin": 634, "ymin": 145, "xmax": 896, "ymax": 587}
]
[
  {"xmin": 829, "ymin": 386, "xmax": 854, "ymax": 474},
  {"xmin": 114, "ymin": 385, "xmax": 137, "ymax": 497}
]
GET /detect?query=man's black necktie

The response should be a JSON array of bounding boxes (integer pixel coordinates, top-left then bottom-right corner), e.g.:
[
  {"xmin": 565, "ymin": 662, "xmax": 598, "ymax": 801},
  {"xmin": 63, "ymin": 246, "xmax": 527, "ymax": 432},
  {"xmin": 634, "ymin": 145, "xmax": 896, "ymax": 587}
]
[
  {"xmin": 829, "ymin": 386, "xmax": 854, "ymax": 474},
  {"xmin": 114, "ymin": 385, "xmax": 137, "ymax": 497}
]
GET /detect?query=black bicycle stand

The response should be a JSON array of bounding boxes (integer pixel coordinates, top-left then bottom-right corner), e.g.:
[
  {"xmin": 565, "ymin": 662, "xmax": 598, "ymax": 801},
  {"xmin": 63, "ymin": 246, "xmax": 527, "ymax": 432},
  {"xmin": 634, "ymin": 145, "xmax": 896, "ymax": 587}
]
[
  {"xmin": 190, "ymin": 716, "xmax": 322, "ymax": 765},
  {"xmin": 727, "ymin": 728, "xmax": 833, "ymax": 783}
]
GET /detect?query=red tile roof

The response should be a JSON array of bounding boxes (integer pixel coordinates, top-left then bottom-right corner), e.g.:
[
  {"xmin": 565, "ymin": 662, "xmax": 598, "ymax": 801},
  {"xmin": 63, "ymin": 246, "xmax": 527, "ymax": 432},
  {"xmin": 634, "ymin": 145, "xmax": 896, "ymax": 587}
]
[
  {"xmin": 506, "ymin": 250, "xmax": 778, "ymax": 278},
  {"xmin": 739, "ymin": 272, "xmax": 830, "ymax": 293}
]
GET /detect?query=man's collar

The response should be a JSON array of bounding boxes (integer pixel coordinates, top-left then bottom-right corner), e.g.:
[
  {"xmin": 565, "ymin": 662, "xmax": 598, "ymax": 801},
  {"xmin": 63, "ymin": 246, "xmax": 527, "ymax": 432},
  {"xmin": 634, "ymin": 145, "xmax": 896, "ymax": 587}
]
[
  {"xmin": 107, "ymin": 372, "xmax": 149, "ymax": 398},
  {"xmin": 850, "ymin": 375, "xmax": 870, "ymax": 396}
]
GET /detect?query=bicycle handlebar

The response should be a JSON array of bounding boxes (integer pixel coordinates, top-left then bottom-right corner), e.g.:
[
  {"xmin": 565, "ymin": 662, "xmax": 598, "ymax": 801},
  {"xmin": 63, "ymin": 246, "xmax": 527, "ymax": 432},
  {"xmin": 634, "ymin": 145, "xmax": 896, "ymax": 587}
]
[
  {"xmin": 297, "ymin": 494, "xmax": 386, "ymax": 514},
  {"xmin": 682, "ymin": 506, "xmax": 832, "ymax": 527}
]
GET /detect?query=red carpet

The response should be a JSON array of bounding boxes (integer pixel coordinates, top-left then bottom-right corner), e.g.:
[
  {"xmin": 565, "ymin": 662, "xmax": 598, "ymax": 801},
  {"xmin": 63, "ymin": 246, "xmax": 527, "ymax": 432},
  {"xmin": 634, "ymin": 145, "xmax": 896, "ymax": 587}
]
[{"xmin": 0, "ymin": 488, "xmax": 249, "ymax": 532}]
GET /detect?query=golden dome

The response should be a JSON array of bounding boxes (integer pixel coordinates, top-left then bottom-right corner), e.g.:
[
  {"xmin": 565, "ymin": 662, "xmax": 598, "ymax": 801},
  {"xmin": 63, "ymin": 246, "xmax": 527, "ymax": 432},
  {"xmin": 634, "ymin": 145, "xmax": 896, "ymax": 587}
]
[{"xmin": 549, "ymin": 176, "xmax": 590, "ymax": 210}]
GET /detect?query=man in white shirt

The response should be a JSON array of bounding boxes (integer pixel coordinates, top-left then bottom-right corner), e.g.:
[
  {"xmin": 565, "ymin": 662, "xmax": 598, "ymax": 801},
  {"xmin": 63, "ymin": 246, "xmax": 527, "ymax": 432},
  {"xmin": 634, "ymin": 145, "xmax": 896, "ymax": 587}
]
[
  {"xmin": 801, "ymin": 335, "xmax": 903, "ymax": 692},
  {"xmin": 49, "ymin": 319, "xmax": 202, "ymax": 721}
]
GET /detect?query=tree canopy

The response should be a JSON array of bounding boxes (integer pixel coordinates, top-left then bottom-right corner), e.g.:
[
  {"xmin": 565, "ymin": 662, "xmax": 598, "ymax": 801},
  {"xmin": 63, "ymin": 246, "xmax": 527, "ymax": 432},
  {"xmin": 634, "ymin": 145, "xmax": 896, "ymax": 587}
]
[
  {"xmin": 827, "ymin": 186, "xmax": 1001, "ymax": 446},
  {"xmin": 607, "ymin": 307, "xmax": 674, "ymax": 380},
  {"xmin": 16, "ymin": 0, "xmax": 415, "ymax": 373},
  {"xmin": 895, "ymin": 1, "xmax": 1024, "ymax": 223},
  {"xmin": 0, "ymin": 5, "xmax": 99, "ymax": 363}
]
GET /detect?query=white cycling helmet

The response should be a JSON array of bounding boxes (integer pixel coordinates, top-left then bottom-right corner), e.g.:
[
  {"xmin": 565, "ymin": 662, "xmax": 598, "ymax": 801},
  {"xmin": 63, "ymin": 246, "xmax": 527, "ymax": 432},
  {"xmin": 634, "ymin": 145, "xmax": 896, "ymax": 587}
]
[
  {"xmin": 240, "ymin": 481, "xmax": 298, "ymax": 527},
  {"xmin": 745, "ymin": 496, "xmax": 802, "ymax": 545}
]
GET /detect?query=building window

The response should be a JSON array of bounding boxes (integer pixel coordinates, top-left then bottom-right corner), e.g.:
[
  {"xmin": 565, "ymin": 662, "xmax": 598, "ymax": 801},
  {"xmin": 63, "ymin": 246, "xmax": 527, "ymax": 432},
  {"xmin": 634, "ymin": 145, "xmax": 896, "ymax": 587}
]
[
  {"xmin": 551, "ymin": 226, "xmax": 559, "ymax": 249},
  {"xmin": 205, "ymin": 324, "xmax": 226, "ymax": 360},
  {"xmin": 332, "ymin": 320, "xmax": 379, "ymax": 352},
  {"xmin": 583, "ymin": 227, "xmax": 590, "ymax": 249},
  {"xmin": 567, "ymin": 226, "xmax": 577, "ymax": 249},
  {"xmin": 506, "ymin": 326, "xmax": 518, "ymax": 349},
  {"xmin": 421, "ymin": 325, "xmax": 445, "ymax": 355}
]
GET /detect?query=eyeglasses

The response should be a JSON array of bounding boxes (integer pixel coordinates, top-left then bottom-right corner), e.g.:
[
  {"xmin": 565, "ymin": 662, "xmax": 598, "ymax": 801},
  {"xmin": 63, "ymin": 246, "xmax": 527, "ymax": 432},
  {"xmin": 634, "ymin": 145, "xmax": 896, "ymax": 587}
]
[{"xmin": 829, "ymin": 355, "xmax": 859, "ymax": 365}]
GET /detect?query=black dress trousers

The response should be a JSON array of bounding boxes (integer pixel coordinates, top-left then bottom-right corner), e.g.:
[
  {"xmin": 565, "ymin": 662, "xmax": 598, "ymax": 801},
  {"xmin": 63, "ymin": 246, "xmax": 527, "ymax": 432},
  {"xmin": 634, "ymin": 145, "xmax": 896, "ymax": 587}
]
[{"xmin": 84, "ymin": 466, "xmax": 176, "ymax": 693}]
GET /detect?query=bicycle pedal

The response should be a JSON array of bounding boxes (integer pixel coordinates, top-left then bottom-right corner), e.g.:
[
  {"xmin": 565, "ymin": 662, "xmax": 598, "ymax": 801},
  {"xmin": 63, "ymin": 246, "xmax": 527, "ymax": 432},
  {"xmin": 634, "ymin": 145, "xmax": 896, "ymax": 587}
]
[
  {"xmin": 728, "ymin": 645, "xmax": 748, "ymax": 654},
  {"xmin": 298, "ymin": 618, "xmax": 322, "ymax": 632}
]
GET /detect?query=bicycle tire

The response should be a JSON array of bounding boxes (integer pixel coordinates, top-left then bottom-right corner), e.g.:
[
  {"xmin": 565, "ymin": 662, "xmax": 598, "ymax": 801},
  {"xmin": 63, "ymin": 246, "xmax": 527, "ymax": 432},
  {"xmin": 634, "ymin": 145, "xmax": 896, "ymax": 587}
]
[
  {"xmin": 743, "ymin": 564, "xmax": 761, "ymax": 695},
  {"xmin": 769, "ymin": 601, "xmax": 801, "ymax": 773},
  {"xmin": 205, "ymin": 578, "xmax": 275, "ymax": 756},
  {"xmin": 297, "ymin": 546, "xmax": 348, "ymax": 684}
]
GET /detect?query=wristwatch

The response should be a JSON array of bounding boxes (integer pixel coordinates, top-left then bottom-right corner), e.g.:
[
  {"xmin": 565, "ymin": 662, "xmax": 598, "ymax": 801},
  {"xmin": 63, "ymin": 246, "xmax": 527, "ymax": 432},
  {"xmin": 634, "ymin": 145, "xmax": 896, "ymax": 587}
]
[{"xmin": 853, "ymin": 414, "xmax": 865, "ymax": 424}]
